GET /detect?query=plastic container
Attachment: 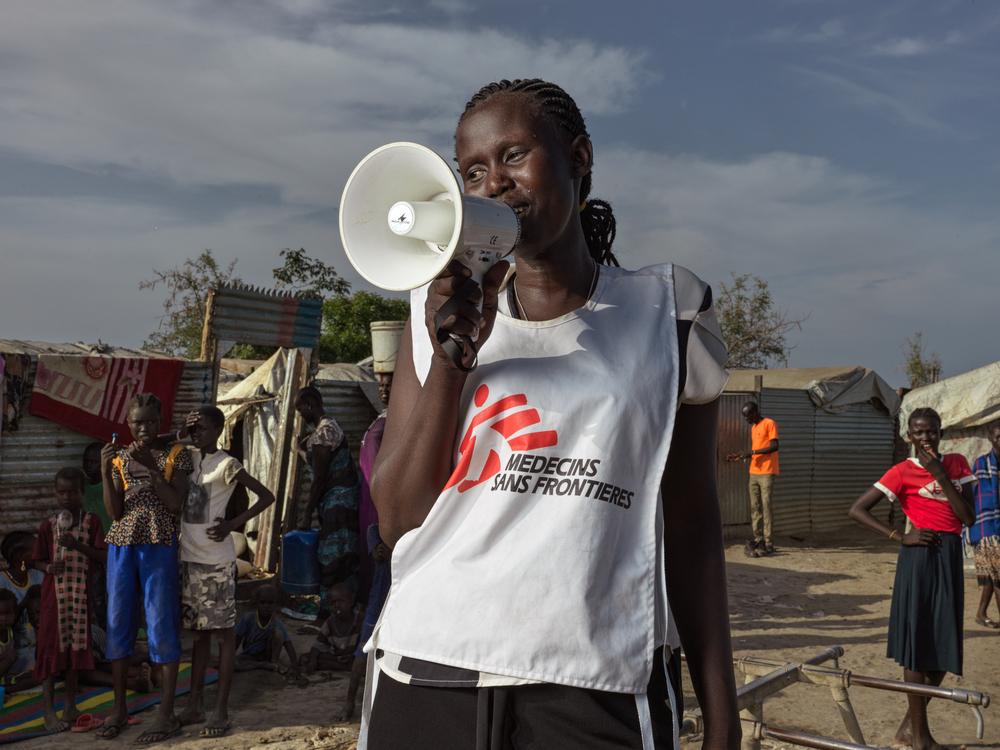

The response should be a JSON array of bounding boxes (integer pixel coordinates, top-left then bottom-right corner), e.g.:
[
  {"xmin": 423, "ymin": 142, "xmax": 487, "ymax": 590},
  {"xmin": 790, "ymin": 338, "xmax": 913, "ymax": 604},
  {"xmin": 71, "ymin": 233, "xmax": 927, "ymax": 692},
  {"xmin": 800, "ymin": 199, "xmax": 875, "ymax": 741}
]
[
  {"xmin": 370, "ymin": 320, "xmax": 405, "ymax": 374},
  {"xmin": 280, "ymin": 529, "xmax": 321, "ymax": 595}
]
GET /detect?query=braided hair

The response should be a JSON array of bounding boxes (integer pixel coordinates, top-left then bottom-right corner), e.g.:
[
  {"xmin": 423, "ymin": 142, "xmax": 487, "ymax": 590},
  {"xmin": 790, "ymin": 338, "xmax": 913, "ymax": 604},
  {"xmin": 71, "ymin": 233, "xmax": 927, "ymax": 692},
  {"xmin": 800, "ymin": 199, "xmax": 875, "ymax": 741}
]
[
  {"xmin": 458, "ymin": 79, "xmax": 619, "ymax": 267},
  {"xmin": 128, "ymin": 392, "xmax": 162, "ymax": 415}
]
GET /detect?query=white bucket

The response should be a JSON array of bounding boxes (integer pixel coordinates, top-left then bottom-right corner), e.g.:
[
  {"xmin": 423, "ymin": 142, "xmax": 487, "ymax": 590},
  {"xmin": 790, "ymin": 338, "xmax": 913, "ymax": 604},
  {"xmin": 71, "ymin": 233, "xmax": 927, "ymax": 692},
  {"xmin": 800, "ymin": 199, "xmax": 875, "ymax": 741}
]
[{"xmin": 371, "ymin": 320, "xmax": 405, "ymax": 374}]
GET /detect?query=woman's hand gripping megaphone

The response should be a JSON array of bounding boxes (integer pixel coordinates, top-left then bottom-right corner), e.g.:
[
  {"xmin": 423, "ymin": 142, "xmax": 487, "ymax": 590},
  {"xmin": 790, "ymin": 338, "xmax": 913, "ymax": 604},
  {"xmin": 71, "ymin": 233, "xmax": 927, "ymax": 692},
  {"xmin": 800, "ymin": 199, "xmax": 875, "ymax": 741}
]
[{"xmin": 426, "ymin": 258, "xmax": 510, "ymax": 371}]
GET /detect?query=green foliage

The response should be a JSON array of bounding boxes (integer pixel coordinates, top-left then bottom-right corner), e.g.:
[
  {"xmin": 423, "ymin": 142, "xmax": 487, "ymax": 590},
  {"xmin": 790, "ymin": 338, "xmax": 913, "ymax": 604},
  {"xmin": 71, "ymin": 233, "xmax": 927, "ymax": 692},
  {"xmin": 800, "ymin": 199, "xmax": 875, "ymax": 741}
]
[
  {"xmin": 272, "ymin": 248, "xmax": 351, "ymax": 297},
  {"xmin": 320, "ymin": 291, "xmax": 409, "ymax": 363},
  {"xmin": 716, "ymin": 273, "xmax": 803, "ymax": 369},
  {"xmin": 141, "ymin": 250, "xmax": 240, "ymax": 358},
  {"xmin": 902, "ymin": 331, "xmax": 942, "ymax": 388}
]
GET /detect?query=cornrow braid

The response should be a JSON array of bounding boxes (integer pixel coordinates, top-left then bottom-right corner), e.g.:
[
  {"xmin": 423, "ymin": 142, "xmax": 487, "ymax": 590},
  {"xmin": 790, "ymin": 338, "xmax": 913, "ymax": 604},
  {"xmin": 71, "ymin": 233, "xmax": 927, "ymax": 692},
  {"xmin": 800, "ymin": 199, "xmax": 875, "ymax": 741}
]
[
  {"xmin": 458, "ymin": 78, "xmax": 619, "ymax": 267},
  {"xmin": 128, "ymin": 392, "xmax": 162, "ymax": 415}
]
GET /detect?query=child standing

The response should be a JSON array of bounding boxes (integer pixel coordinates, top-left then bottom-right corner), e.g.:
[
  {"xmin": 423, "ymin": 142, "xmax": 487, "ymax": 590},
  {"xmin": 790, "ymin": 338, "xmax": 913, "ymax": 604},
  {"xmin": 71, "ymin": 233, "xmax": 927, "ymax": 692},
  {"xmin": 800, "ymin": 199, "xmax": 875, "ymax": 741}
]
[
  {"xmin": 970, "ymin": 422, "xmax": 1000, "ymax": 628},
  {"xmin": 31, "ymin": 467, "xmax": 106, "ymax": 733},
  {"xmin": 849, "ymin": 407, "xmax": 976, "ymax": 750},
  {"xmin": 99, "ymin": 393, "xmax": 192, "ymax": 743},
  {"xmin": 177, "ymin": 406, "xmax": 275, "ymax": 739}
]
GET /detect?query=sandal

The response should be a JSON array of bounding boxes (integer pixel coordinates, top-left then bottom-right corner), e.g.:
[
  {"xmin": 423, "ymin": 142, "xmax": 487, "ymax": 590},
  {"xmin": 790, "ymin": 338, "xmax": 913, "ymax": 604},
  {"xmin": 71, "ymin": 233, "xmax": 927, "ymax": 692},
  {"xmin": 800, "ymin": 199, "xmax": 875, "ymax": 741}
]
[
  {"xmin": 976, "ymin": 616, "xmax": 1000, "ymax": 629},
  {"xmin": 134, "ymin": 716, "xmax": 182, "ymax": 745},
  {"xmin": 199, "ymin": 721, "xmax": 232, "ymax": 738},
  {"xmin": 71, "ymin": 713, "xmax": 102, "ymax": 733},
  {"xmin": 97, "ymin": 718, "xmax": 130, "ymax": 740}
]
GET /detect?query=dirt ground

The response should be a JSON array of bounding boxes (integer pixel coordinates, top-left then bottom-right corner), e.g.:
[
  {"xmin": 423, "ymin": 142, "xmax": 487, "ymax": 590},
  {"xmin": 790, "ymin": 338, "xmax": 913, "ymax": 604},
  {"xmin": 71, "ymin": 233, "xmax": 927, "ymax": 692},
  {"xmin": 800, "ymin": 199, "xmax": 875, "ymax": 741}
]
[{"xmin": 21, "ymin": 530, "xmax": 1000, "ymax": 749}]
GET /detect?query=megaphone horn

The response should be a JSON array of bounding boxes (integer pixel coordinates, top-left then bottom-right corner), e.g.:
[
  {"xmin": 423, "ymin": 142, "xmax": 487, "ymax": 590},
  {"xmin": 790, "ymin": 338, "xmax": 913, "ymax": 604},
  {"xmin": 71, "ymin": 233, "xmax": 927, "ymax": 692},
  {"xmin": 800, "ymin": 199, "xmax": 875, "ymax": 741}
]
[{"xmin": 339, "ymin": 142, "xmax": 519, "ymax": 366}]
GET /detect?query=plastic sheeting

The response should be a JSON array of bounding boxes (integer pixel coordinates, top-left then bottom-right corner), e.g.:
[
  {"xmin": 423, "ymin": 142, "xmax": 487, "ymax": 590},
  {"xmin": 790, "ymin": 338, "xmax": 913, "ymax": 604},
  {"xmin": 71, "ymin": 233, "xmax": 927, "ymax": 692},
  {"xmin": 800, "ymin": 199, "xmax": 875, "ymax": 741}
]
[
  {"xmin": 899, "ymin": 360, "xmax": 1000, "ymax": 462},
  {"xmin": 725, "ymin": 366, "xmax": 899, "ymax": 414},
  {"xmin": 805, "ymin": 367, "xmax": 900, "ymax": 415},
  {"xmin": 218, "ymin": 348, "xmax": 310, "ymax": 567}
]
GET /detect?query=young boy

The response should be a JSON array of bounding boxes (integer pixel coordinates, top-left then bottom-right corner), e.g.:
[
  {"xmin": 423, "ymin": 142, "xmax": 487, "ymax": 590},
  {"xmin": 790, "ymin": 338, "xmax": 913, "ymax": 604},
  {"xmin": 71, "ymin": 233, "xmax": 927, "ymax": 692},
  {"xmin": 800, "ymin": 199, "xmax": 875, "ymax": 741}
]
[
  {"xmin": 177, "ymin": 406, "xmax": 275, "ymax": 739},
  {"xmin": 32, "ymin": 466, "xmax": 106, "ymax": 732},
  {"xmin": 234, "ymin": 584, "xmax": 299, "ymax": 673},
  {"xmin": 305, "ymin": 583, "xmax": 361, "ymax": 674}
]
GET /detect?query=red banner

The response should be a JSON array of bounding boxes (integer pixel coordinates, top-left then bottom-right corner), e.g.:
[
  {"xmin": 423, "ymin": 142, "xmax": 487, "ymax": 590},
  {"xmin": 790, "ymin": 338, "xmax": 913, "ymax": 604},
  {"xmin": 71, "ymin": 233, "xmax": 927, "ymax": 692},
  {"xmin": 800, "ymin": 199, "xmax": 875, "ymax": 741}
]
[{"xmin": 28, "ymin": 355, "xmax": 184, "ymax": 442}]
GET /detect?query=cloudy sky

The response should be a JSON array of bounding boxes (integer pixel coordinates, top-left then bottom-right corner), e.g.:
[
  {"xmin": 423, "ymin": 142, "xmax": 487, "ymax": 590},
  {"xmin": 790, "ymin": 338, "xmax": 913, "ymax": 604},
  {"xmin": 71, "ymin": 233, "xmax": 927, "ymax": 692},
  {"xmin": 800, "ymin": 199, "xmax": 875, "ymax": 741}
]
[{"xmin": 1, "ymin": 0, "xmax": 997, "ymax": 384}]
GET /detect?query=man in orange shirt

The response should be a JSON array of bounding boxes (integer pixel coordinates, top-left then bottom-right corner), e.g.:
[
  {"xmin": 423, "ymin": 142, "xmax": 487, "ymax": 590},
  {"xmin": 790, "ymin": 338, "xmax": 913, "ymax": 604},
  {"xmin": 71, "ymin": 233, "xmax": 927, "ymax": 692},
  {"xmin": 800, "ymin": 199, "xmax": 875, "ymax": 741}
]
[{"xmin": 728, "ymin": 401, "xmax": 780, "ymax": 557}]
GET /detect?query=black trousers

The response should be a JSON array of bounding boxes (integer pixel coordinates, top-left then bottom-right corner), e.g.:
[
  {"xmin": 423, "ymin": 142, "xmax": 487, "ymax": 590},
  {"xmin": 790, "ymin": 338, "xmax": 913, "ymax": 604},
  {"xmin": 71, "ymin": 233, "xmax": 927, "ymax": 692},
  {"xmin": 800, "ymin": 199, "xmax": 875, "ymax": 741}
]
[{"xmin": 367, "ymin": 650, "xmax": 679, "ymax": 750}]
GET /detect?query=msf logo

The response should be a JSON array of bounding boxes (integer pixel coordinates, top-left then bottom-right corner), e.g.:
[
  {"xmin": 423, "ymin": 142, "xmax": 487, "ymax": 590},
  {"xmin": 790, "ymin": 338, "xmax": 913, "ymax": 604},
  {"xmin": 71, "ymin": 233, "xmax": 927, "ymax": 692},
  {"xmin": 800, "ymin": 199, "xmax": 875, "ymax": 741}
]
[{"xmin": 445, "ymin": 384, "xmax": 558, "ymax": 493}]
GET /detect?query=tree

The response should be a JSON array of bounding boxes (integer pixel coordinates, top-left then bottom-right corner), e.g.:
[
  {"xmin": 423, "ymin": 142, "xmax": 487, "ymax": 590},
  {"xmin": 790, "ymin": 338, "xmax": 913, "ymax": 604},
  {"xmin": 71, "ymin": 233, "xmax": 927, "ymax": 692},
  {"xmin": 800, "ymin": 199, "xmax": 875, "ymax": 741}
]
[
  {"xmin": 272, "ymin": 248, "xmax": 351, "ymax": 297},
  {"xmin": 320, "ymin": 291, "xmax": 409, "ymax": 363},
  {"xmin": 902, "ymin": 331, "xmax": 942, "ymax": 388},
  {"xmin": 715, "ymin": 273, "xmax": 804, "ymax": 369},
  {"xmin": 141, "ymin": 250, "xmax": 240, "ymax": 358}
]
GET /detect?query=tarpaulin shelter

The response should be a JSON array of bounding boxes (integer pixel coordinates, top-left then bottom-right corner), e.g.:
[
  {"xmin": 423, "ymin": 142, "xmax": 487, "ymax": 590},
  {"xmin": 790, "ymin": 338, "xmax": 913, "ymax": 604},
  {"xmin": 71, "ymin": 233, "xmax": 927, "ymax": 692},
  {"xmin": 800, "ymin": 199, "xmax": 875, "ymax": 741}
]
[
  {"xmin": 216, "ymin": 349, "xmax": 381, "ymax": 571},
  {"xmin": 0, "ymin": 340, "xmax": 211, "ymax": 539},
  {"xmin": 718, "ymin": 366, "xmax": 900, "ymax": 538},
  {"xmin": 899, "ymin": 360, "xmax": 1000, "ymax": 463}
]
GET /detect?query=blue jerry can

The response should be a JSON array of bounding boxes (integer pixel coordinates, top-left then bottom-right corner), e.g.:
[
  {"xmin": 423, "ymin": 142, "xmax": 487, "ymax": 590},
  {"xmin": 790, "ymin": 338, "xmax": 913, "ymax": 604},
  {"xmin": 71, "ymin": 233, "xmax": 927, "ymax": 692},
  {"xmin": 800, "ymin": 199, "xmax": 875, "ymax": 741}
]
[{"xmin": 280, "ymin": 529, "xmax": 321, "ymax": 595}]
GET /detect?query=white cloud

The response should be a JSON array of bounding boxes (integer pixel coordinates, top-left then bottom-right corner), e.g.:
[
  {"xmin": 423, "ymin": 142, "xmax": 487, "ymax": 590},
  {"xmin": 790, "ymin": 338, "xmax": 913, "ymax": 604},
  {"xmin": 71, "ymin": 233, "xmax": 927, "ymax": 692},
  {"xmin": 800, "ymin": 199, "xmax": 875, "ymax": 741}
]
[
  {"xmin": 593, "ymin": 146, "xmax": 999, "ymax": 379},
  {"xmin": 0, "ymin": 2, "xmax": 646, "ymax": 206},
  {"xmin": 870, "ymin": 31, "xmax": 965, "ymax": 58}
]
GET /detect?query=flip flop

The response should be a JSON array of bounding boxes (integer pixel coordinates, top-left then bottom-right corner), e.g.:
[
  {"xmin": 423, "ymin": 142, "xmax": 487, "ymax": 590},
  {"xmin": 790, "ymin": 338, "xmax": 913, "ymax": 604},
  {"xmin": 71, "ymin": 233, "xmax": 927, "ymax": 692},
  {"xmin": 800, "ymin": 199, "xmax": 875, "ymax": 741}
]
[
  {"xmin": 71, "ymin": 713, "xmax": 100, "ymax": 733},
  {"xmin": 134, "ymin": 717, "xmax": 182, "ymax": 745},
  {"xmin": 976, "ymin": 616, "xmax": 1000, "ymax": 629},
  {"xmin": 199, "ymin": 721, "xmax": 232, "ymax": 738},
  {"xmin": 97, "ymin": 718, "xmax": 129, "ymax": 740}
]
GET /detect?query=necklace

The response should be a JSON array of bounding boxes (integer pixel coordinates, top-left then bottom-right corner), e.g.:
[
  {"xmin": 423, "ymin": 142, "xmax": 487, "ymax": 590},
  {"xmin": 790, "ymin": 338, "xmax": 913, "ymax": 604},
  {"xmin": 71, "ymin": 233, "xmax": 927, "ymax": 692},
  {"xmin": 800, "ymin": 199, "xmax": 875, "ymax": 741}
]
[{"xmin": 511, "ymin": 261, "xmax": 600, "ymax": 321}]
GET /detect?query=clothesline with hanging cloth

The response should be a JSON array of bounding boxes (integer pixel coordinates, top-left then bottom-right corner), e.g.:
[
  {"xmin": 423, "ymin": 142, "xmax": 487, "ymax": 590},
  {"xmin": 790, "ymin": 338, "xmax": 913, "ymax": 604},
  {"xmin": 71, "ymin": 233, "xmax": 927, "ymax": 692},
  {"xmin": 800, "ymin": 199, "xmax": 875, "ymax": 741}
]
[{"xmin": 27, "ymin": 355, "xmax": 185, "ymax": 443}]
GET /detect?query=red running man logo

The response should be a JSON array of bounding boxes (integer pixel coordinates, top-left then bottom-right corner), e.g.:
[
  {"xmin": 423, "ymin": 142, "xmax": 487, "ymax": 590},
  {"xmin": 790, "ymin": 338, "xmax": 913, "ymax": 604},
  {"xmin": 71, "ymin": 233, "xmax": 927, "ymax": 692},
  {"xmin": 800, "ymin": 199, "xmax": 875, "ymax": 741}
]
[{"xmin": 445, "ymin": 384, "xmax": 558, "ymax": 493}]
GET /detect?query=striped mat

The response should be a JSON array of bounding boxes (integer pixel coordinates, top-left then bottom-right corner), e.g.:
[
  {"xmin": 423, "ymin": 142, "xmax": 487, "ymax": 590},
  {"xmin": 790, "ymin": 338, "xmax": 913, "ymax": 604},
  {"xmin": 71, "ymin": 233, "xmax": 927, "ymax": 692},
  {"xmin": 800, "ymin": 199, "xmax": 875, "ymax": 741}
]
[{"xmin": 0, "ymin": 663, "xmax": 217, "ymax": 744}]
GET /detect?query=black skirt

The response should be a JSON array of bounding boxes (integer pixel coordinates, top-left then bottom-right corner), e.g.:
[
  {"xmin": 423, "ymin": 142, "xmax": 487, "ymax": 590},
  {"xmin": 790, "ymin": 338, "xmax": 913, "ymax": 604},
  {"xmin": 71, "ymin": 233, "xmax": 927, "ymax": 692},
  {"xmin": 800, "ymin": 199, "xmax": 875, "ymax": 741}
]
[{"xmin": 887, "ymin": 532, "xmax": 964, "ymax": 675}]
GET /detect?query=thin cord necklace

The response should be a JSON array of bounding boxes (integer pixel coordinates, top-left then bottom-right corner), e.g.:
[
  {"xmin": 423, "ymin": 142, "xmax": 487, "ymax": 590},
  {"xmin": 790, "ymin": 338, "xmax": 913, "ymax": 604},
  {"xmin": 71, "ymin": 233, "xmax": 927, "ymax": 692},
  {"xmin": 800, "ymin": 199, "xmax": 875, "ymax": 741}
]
[{"xmin": 512, "ymin": 261, "xmax": 599, "ymax": 321}]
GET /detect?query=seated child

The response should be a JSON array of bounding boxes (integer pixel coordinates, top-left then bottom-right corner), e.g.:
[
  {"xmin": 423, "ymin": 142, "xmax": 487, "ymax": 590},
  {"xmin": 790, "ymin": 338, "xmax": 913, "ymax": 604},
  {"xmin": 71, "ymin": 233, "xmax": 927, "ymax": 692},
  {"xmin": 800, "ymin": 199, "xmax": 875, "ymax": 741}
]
[
  {"xmin": 6, "ymin": 585, "xmax": 41, "ymax": 693},
  {"xmin": 0, "ymin": 532, "xmax": 44, "ymax": 616},
  {"xmin": 31, "ymin": 467, "xmax": 106, "ymax": 733},
  {"xmin": 306, "ymin": 583, "xmax": 361, "ymax": 673},
  {"xmin": 81, "ymin": 623, "xmax": 156, "ymax": 693},
  {"xmin": 234, "ymin": 584, "xmax": 299, "ymax": 673},
  {"xmin": 0, "ymin": 589, "xmax": 17, "ymax": 690}
]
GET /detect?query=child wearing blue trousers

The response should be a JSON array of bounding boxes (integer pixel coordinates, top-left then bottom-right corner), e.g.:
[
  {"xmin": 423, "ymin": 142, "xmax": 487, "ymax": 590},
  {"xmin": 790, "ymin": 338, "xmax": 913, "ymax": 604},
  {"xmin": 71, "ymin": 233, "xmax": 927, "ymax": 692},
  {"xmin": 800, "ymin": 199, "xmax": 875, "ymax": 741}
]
[{"xmin": 98, "ymin": 393, "xmax": 192, "ymax": 743}]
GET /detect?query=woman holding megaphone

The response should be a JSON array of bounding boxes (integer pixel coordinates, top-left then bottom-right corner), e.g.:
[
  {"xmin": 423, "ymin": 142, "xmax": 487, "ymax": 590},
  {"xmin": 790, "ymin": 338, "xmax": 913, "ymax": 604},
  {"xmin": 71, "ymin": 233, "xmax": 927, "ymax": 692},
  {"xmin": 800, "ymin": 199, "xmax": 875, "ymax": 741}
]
[{"xmin": 361, "ymin": 79, "xmax": 738, "ymax": 750}]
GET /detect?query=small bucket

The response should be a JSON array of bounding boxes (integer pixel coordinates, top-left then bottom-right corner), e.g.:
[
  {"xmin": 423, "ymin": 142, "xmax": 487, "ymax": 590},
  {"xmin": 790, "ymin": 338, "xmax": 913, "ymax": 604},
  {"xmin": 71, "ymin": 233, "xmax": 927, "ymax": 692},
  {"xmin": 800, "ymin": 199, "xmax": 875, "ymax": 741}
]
[{"xmin": 370, "ymin": 320, "xmax": 405, "ymax": 374}]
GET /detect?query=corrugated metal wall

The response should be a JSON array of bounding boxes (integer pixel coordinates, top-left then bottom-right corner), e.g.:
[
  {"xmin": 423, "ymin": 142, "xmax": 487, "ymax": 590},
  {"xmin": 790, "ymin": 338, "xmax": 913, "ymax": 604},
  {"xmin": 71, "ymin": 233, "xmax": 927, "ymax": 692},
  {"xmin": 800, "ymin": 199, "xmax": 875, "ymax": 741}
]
[
  {"xmin": 759, "ymin": 388, "xmax": 817, "ymax": 537},
  {"xmin": 1, "ymin": 361, "xmax": 213, "ymax": 536},
  {"xmin": 717, "ymin": 393, "xmax": 753, "ymax": 533},
  {"xmin": 211, "ymin": 285, "xmax": 323, "ymax": 350},
  {"xmin": 812, "ymin": 402, "xmax": 894, "ymax": 531}
]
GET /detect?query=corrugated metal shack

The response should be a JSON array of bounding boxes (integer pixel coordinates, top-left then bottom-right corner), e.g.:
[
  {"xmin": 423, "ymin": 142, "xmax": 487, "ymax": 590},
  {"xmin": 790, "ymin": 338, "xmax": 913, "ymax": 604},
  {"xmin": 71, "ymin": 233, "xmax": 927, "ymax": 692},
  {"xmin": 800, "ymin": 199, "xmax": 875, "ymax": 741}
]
[
  {"xmin": 718, "ymin": 366, "xmax": 900, "ymax": 539},
  {"xmin": 0, "ymin": 340, "xmax": 212, "ymax": 537}
]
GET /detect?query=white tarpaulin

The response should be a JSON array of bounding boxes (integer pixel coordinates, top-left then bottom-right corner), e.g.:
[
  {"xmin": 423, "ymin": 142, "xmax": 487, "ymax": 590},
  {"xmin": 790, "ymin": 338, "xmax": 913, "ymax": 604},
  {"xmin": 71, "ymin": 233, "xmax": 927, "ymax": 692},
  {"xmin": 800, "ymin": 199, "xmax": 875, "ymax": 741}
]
[
  {"xmin": 218, "ymin": 347, "xmax": 309, "ymax": 565},
  {"xmin": 900, "ymin": 360, "xmax": 1000, "ymax": 462}
]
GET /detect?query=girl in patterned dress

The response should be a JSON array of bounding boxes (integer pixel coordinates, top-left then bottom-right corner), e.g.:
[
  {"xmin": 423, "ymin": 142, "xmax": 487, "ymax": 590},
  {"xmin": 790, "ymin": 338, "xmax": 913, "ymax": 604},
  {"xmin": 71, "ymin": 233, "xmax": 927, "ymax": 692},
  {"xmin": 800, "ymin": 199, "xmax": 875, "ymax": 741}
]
[
  {"xmin": 98, "ymin": 393, "xmax": 192, "ymax": 743},
  {"xmin": 31, "ymin": 467, "xmax": 106, "ymax": 733}
]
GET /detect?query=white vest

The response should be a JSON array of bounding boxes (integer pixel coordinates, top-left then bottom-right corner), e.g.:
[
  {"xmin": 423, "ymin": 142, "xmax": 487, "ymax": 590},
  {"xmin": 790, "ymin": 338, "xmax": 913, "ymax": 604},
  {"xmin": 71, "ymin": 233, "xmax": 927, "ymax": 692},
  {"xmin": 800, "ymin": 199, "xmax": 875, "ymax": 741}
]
[{"xmin": 373, "ymin": 263, "xmax": 681, "ymax": 694}]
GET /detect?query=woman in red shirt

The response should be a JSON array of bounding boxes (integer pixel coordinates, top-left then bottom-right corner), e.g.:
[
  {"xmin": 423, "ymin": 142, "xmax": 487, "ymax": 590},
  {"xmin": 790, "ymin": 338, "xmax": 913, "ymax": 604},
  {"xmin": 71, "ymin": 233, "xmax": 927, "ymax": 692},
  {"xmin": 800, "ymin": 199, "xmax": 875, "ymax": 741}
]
[{"xmin": 849, "ymin": 407, "xmax": 975, "ymax": 750}]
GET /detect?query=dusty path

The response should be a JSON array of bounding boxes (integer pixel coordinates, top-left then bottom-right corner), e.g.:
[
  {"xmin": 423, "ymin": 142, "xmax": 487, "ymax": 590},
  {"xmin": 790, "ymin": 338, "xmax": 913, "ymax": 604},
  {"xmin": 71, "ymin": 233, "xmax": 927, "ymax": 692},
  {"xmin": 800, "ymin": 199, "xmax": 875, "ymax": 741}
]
[{"xmin": 20, "ymin": 532, "xmax": 1000, "ymax": 749}]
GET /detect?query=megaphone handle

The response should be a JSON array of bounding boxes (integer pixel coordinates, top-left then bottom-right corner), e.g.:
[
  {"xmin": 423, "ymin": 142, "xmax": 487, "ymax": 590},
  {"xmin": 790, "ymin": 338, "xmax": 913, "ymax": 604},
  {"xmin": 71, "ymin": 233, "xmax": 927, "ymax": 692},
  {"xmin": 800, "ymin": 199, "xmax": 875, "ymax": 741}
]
[{"xmin": 434, "ymin": 248, "xmax": 506, "ymax": 371}]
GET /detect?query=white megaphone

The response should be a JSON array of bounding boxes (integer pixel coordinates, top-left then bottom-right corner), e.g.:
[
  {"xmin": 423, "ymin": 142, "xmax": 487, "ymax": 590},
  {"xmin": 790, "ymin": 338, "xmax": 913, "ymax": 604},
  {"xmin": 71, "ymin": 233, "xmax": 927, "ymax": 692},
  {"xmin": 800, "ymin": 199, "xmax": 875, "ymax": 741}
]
[{"xmin": 339, "ymin": 142, "xmax": 519, "ymax": 363}]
